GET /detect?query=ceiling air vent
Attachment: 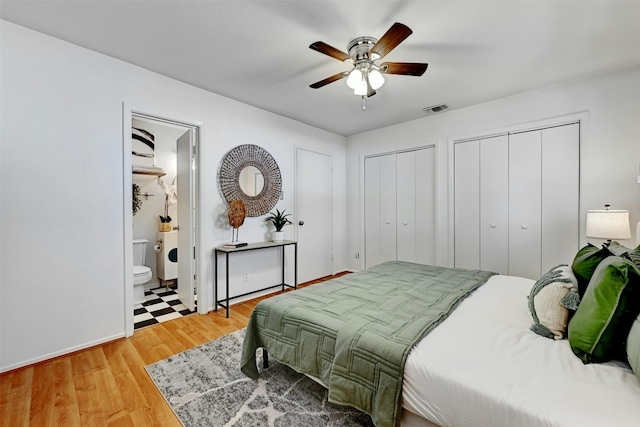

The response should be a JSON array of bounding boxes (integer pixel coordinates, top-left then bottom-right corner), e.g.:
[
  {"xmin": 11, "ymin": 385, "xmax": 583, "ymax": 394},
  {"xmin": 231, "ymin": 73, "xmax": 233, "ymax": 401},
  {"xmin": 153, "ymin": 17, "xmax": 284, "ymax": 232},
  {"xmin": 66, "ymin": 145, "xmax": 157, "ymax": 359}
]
[{"xmin": 422, "ymin": 104, "xmax": 448, "ymax": 114}]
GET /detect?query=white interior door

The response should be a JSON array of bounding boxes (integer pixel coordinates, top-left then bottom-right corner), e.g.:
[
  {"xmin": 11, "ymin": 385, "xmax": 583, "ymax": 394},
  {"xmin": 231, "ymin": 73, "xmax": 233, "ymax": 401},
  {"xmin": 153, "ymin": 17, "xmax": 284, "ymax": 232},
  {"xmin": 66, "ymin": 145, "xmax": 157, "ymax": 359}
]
[
  {"xmin": 396, "ymin": 151, "xmax": 417, "ymax": 262},
  {"xmin": 454, "ymin": 140, "xmax": 480, "ymax": 269},
  {"xmin": 177, "ymin": 129, "xmax": 195, "ymax": 311},
  {"xmin": 296, "ymin": 149, "xmax": 332, "ymax": 283},
  {"xmin": 379, "ymin": 154, "xmax": 397, "ymax": 264},
  {"xmin": 480, "ymin": 135, "xmax": 509, "ymax": 274},
  {"xmin": 509, "ymin": 130, "xmax": 542, "ymax": 279},
  {"xmin": 415, "ymin": 147, "xmax": 436, "ymax": 265},
  {"xmin": 541, "ymin": 123, "xmax": 580, "ymax": 269},
  {"xmin": 364, "ymin": 156, "xmax": 382, "ymax": 268}
]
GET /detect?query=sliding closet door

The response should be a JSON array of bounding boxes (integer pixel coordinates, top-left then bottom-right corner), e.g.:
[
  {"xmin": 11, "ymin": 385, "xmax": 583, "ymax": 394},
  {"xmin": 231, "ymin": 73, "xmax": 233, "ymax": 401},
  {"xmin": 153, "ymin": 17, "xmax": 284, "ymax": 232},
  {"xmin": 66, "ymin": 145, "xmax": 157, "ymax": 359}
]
[
  {"xmin": 454, "ymin": 140, "xmax": 480, "ymax": 270},
  {"xmin": 509, "ymin": 130, "xmax": 542, "ymax": 279},
  {"xmin": 541, "ymin": 123, "xmax": 580, "ymax": 270},
  {"xmin": 479, "ymin": 135, "xmax": 509, "ymax": 274}
]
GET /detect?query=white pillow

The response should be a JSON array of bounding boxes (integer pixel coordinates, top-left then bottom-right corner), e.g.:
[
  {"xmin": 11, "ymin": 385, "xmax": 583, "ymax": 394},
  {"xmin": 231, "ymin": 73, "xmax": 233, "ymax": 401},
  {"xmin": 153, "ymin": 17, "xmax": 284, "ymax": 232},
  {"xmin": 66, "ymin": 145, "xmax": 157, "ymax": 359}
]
[{"xmin": 528, "ymin": 265, "xmax": 580, "ymax": 340}]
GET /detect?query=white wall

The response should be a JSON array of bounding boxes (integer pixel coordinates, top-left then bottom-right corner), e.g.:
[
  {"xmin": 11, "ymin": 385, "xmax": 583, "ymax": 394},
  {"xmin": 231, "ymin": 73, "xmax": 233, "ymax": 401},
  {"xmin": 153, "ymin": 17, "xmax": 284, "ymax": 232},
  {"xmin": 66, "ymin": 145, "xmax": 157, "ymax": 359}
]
[
  {"xmin": 346, "ymin": 66, "xmax": 640, "ymax": 271},
  {"xmin": 0, "ymin": 21, "xmax": 347, "ymax": 372}
]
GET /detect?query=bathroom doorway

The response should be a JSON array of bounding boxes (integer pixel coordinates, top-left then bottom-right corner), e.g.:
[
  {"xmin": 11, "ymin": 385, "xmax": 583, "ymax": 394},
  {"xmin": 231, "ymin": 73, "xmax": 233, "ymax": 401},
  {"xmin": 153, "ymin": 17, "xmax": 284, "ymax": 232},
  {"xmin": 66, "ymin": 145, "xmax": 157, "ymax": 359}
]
[{"xmin": 127, "ymin": 112, "xmax": 200, "ymax": 333}]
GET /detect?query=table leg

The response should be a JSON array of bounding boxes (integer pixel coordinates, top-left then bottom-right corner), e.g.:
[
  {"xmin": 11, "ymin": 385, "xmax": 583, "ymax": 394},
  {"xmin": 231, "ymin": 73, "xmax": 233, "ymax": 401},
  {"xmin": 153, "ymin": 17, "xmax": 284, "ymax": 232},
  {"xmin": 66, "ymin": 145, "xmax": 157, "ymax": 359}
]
[
  {"xmin": 214, "ymin": 251, "xmax": 218, "ymax": 312},
  {"xmin": 225, "ymin": 252, "xmax": 230, "ymax": 318},
  {"xmin": 294, "ymin": 242, "xmax": 298, "ymax": 290},
  {"xmin": 281, "ymin": 245, "xmax": 285, "ymax": 291}
]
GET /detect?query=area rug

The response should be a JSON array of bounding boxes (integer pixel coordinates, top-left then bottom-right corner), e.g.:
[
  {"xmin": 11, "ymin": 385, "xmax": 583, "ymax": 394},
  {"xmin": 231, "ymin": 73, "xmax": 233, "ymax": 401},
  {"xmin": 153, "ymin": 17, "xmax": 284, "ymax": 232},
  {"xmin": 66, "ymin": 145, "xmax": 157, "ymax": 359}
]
[{"xmin": 145, "ymin": 329, "xmax": 374, "ymax": 426}]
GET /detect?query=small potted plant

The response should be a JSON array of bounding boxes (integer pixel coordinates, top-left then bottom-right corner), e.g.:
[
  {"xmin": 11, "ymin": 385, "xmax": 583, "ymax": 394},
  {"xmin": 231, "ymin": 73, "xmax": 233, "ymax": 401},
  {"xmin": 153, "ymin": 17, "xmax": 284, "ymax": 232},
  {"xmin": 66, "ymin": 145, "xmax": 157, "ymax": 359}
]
[{"xmin": 265, "ymin": 208, "xmax": 292, "ymax": 242}]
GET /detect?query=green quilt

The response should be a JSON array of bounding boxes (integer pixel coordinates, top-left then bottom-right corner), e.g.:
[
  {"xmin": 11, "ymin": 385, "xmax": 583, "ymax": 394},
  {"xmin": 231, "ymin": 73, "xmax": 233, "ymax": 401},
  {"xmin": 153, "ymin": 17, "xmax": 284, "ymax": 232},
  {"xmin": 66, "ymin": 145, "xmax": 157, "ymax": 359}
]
[{"xmin": 241, "ymin": 261, "xmax": 495, "ymax": 427}]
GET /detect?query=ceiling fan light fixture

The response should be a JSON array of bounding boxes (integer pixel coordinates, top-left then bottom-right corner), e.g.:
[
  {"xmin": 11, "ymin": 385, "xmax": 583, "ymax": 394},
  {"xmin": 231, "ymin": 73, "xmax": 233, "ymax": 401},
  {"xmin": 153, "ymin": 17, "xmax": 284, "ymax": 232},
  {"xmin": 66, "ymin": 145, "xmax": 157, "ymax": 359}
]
[
  {"xmin": 346, "ymin": 68, "xmax": 362, "ymax": 89},
  {"xmin": 368, "ymin": 69, "xmax": 385, "ymax": 90},
  {"xmin": 354, "ymin": 77, "xmax": 368, "ymax": 96}
]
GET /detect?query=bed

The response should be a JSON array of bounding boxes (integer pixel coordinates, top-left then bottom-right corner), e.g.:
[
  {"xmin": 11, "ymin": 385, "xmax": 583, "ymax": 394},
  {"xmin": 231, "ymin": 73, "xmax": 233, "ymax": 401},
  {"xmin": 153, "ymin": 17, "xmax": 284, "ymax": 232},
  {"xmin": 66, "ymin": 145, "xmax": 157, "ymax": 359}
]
[{"xmin": 241, "ymin": 257, "xmax": 640, "ymax": 427}]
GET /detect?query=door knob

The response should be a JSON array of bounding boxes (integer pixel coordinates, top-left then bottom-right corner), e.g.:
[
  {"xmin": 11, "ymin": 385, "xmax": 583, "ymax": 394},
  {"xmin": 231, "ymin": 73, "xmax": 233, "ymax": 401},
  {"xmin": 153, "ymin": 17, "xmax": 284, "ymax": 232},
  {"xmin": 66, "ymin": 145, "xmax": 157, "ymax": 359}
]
[
  {"xmin": 490, "ymin": 224, "xmax": 497, "ymax": 228},
  {"xmin": 403, "ymin": 221, "xmax": 408, "ymax": 225},
  {"xmin": 298, "ymin": 221, "xmax": 304, "ymax": 226},
  {"xmin": 521, "ymin": 225, "xmax": 528, "ymax": 230}
]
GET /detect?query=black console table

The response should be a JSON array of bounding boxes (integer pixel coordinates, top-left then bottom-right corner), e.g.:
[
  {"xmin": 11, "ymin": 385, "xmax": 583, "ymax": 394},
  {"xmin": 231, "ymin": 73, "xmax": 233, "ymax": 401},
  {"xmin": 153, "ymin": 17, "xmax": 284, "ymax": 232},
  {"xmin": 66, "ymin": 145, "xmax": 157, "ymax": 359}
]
[{"xmin": 214, "ymin": 240, "xmax": 297, "ymax": 317}]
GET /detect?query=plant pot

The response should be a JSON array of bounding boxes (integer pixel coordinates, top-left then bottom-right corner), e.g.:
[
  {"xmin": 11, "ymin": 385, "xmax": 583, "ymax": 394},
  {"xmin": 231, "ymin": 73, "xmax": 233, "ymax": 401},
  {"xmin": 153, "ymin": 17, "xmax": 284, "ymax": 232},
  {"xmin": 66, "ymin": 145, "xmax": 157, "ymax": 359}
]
[
  {"xmin": 160, "ymin": 223, "xmax": 172, "ymax": 232},
  {"xmin": 272, "ymin": 231, "xmax": 284, "ymax": 242}
]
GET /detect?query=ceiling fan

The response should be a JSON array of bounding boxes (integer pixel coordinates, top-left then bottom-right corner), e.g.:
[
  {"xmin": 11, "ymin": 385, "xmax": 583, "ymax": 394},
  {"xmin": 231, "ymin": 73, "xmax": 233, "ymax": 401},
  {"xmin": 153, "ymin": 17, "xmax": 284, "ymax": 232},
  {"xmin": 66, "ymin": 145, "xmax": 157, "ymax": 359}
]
[{"xmin": 309, "ymin": 22, "xmax": 428, "ymax": 109}]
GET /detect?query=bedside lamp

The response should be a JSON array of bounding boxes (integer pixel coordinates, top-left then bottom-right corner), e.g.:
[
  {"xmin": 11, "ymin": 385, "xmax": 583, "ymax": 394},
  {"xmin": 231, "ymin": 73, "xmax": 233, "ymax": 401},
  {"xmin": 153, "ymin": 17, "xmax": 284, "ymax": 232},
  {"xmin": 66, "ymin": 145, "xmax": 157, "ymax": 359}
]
[{"xmin": 586, "ymin": 204, "xmax": 631, "ymax": 247}]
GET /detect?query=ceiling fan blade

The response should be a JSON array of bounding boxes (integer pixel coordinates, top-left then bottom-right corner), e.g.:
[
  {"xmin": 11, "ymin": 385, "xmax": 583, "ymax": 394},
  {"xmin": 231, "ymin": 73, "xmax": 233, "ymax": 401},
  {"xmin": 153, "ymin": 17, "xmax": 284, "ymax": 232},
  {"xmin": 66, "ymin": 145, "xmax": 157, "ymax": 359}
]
[
  {"xmin": 309, "ymin": 41, "xmax": 350, "ymax": 62},
  {"xmin": 369, "ymin": 22, "xmax": 413, "ymax": 60},
  {"xmin": 309, "ymin": 72, "xmax": 348, "ymax": 89},
  {"xmin": 380, "ymin": 62, "xmax": 428, "ymax": 76}
]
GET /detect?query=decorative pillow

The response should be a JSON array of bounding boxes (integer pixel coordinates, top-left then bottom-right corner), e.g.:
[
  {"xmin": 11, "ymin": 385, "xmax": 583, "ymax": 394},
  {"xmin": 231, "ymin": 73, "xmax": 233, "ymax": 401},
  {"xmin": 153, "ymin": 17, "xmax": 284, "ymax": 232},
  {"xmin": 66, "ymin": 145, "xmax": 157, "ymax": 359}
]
[
  {"xmin": 571, "ymin": 244, "xmax": 611, "ymax": 297},
  {"xmin": 528, "ymin": 265, "xmax": 580, "ymax": 340},
  {"xmin": 568, "ymin": 256, "xmax": 640, "ymax": 363},
  {"xmin": 627, "ymin": 314, "xmax": 640, "ymax": 384}
]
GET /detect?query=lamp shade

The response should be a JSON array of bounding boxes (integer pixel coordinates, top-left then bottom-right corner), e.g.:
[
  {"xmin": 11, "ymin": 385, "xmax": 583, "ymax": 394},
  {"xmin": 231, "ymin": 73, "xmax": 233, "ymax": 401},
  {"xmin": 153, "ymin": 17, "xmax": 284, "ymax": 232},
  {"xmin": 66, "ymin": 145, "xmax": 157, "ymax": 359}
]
[
  {"xmin": 586, "ymin": 209, "xmax": 631, "ymax": 240},
  {"xmin": 346, "ymin": 69, "xmax": 362, "ymax": 89}
]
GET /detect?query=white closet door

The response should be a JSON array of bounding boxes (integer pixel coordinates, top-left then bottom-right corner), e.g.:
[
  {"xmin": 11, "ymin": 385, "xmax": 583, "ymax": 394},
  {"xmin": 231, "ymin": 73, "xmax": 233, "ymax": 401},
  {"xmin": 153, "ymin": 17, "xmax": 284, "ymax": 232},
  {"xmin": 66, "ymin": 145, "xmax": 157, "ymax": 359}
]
[
  {"xmin": 364, "ymin": 154, "xmax": 397, "ymax": 268},
  {"xmin": 480, "ymin": 135, "xmax": 509, "ymax": 274},
  {"xmin": 364, "ymin": 156, "xmax": 382, "ymax": 268},
  {"xmin": 541, "ymin": 123, "xmax": 580, "ymax": 270},
  {"xmin": 454, "ymin": 140, "xmax": 480, "ymax": 270},
  {"xmin": 509, "ymin": 130, "xmax": 542, "ymax": 279},
  {"xmin": 397, "ymin": 151, "xmax": 417, "ymax": 262},
  {"xmin": 415, "ymin": 148, "xmax": 436, "ymax": 265},
  {"xmin": 380, "ymin": 154, "xmax": 398, "ymax": 264}
]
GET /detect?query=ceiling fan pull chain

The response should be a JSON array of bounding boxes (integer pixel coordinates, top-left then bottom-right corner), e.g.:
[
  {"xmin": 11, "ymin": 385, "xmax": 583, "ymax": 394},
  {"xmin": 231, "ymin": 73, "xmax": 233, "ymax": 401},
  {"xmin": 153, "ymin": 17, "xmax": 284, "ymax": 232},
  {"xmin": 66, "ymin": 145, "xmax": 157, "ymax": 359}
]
[{"xmin": 362, "ymin": 96, "xmax": 367, "ymax": 111}]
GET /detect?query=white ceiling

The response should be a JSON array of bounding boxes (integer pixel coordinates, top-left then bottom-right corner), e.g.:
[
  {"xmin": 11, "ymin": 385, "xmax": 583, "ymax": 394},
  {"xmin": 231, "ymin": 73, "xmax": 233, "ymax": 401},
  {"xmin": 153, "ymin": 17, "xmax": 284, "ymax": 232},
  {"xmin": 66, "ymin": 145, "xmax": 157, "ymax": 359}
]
[{"xmin": 2, "ymin": 1, "xmax": 639, "ymax": 136}]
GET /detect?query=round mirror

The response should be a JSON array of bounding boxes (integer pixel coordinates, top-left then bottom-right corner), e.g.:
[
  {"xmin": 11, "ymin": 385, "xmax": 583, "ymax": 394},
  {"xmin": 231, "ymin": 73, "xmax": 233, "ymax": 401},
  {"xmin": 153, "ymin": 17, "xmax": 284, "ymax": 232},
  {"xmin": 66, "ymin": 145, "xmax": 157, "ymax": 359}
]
[
  {"xmin": 238, "ymin": 166, "xmax": 265, "ymax": 197},
  {"xmin": 217, "ymin": 144, "xmax": 282, "ymax": 217}
]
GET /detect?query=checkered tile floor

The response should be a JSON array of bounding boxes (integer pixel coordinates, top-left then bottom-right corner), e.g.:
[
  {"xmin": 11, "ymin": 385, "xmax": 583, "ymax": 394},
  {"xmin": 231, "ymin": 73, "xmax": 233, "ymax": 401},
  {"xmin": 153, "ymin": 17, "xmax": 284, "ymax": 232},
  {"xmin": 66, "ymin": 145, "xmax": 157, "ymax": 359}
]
[{"xmin": 134, "ymin": 286, "xmax": 196, "ymax": 330}]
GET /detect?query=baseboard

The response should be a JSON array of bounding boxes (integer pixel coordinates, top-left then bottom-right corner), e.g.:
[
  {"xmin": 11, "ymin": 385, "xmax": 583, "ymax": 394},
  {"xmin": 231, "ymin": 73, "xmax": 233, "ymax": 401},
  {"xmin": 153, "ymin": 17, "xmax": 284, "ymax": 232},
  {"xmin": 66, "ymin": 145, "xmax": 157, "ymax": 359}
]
[{"xmin": 0, "ymin": 332, "xmax": 125, "ymax": 374}]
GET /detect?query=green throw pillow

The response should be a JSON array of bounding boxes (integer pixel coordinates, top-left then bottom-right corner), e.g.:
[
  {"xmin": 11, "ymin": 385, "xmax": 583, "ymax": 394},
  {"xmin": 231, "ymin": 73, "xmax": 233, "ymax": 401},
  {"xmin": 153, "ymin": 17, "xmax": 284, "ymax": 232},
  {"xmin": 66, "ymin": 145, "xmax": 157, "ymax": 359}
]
[
  {"xmin": 568, "ymin": 256, "xmax": 640, "ymax": 363},
  {"xmin": 571, "ymin": 244, "xmax": 611, "ymax": 297},
  {"xmin": 627, "ymin": 314, "xmax": 640, "ymax": 384},
  {"xmin": 626, "ymin": 244, "xmax": 640, "ymax": 268}
]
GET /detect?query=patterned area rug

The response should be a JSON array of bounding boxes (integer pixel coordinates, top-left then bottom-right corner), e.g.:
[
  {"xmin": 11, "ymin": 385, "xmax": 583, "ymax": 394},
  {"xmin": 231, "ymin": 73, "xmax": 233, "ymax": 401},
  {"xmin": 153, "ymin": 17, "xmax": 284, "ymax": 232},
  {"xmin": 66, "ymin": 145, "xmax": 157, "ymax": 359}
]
[{"xmin": 145, "ymin": 329, "xmax": 374, "ymax": 426}]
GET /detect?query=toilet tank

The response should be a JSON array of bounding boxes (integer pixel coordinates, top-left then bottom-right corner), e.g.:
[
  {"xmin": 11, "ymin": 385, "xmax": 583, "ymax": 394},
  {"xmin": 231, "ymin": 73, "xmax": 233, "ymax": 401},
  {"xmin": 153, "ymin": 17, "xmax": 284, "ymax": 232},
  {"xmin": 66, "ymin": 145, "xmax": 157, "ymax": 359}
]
[{"xmin": 133, "ymin": 238, "xmax": 148, "ymax": 265}]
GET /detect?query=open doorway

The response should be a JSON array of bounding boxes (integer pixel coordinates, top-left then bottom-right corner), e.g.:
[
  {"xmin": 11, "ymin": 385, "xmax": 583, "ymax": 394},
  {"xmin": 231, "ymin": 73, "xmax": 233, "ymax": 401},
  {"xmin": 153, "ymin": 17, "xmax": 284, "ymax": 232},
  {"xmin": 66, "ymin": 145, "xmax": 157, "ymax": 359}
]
[{"xmin": 126, "ymin": 112, "xmax": 200, "ymax": 333}]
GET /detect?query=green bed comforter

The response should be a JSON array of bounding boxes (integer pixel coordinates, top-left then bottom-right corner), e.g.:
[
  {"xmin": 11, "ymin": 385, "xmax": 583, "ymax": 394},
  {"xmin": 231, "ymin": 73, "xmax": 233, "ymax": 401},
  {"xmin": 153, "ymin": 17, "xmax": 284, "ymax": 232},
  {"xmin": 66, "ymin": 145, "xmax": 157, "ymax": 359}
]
[{"xmin": 241, "ymin": 261, "xmax": 495, "ymax": 427}]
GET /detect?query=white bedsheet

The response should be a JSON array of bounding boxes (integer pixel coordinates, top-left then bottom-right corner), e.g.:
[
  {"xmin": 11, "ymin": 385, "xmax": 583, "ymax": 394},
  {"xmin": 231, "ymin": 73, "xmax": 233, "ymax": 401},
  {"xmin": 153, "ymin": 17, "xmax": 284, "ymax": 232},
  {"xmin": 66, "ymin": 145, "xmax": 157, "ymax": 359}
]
[{"xmin": 403, "ymin": 274, "xmax": 640, "ymax": 427}]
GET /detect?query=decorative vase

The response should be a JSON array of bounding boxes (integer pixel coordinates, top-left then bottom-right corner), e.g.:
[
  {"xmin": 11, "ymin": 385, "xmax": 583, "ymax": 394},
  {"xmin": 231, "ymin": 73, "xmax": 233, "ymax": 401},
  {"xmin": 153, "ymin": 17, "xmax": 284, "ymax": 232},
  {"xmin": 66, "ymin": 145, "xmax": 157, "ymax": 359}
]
[
  {"xmin": 160, "ymin": 223, "xmax": 172, "ymax": 232},
  {"xmin": 272, "ymin": 231, "xmax": 284, "ymax": 242}
]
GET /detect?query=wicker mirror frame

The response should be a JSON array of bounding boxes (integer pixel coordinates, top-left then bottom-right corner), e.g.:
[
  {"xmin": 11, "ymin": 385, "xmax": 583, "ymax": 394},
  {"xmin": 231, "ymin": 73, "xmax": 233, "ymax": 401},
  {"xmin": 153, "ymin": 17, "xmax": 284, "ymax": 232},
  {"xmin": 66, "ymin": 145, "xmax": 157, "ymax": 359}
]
[{"xmin": 217, "ymin": 144, "xmax": 282, "ymax": 217}]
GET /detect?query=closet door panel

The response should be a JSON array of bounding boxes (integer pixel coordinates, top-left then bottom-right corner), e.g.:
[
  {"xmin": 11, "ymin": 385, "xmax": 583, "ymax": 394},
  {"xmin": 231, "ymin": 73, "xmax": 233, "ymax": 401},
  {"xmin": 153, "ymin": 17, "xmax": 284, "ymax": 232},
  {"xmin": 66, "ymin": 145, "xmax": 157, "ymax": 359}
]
[
  {"xmin": 509, "ymin": 130, "xmax": 542, "ymax": 279},
  {"xmin": 364, "ymin": 157, "xmax": 382, "ymax": 267},
  {"xmin": 397, "ymin": 151, "xmax": 417, "ymax": 262},
  {"xmin": 541, "ymin": 123, "xmax": 580, "ymax": 270},
  {"xmin": 364, "ymin": 156, "xmax": 382, "ymax": 268},
  {"xmin": 380, "ymin": 154, "xmax": 397, "ymax": 264},
  {"xmin": 454, "ymin": 141, "xmax": 480, "ymax": 270},
  {"xmin": 480, "ymin": 135, "xmax": 509, "ymax": 274},
  {"xmin": 415, "ymin": 148, "xmax": 436, "ymax": 265}
]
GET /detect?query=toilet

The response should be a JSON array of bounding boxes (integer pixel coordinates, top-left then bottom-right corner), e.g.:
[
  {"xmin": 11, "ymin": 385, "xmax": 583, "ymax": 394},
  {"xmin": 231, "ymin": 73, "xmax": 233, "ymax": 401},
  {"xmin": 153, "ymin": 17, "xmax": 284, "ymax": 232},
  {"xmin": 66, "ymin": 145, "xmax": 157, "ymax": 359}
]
[{"xmin": 133, "ymin": 238, "xmax": 153, "ymax": 304}]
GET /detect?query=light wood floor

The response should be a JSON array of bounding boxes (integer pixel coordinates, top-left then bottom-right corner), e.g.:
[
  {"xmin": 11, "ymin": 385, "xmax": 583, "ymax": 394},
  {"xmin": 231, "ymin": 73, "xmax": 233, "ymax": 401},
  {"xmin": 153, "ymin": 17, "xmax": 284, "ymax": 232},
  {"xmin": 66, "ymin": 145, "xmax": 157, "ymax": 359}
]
[{"xmin": 0, "ymin": 273, "xmax": 348, "ymax": 427}]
